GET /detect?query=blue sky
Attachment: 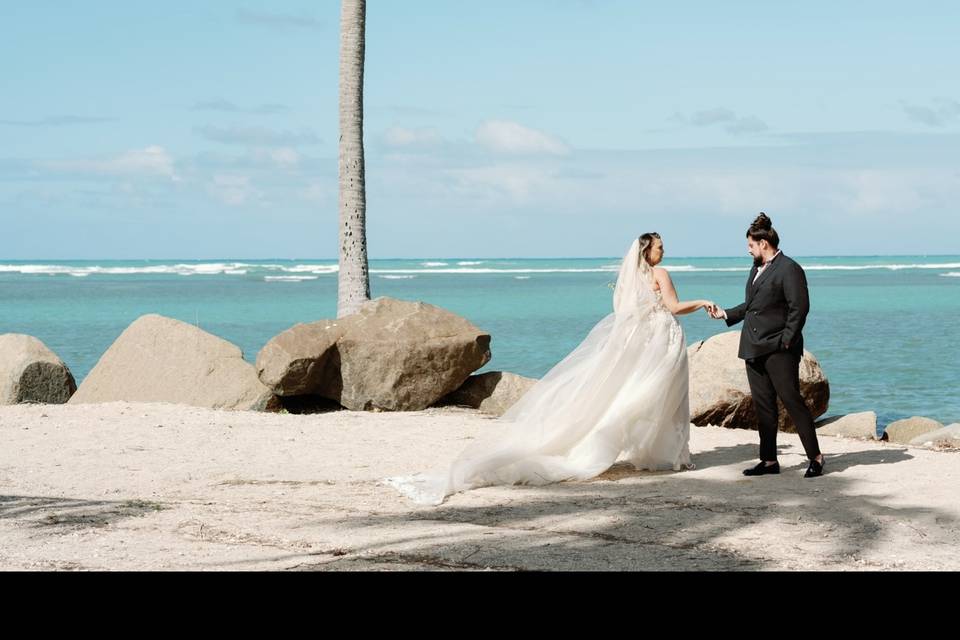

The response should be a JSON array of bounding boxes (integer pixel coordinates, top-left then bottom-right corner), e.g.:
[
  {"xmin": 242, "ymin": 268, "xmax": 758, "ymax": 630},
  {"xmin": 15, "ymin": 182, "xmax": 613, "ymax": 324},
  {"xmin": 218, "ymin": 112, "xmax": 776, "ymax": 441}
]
[{"xmin": 2, "ymin": 0, "xmax": 958, "ymax": 259}]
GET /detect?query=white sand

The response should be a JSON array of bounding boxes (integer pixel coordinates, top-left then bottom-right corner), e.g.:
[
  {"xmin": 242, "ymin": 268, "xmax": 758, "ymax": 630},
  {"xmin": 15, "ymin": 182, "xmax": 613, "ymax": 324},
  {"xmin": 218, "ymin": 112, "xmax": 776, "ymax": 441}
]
[{"xmin": 1, "ymin": 401, "xmax": 957, "ymax": 571}]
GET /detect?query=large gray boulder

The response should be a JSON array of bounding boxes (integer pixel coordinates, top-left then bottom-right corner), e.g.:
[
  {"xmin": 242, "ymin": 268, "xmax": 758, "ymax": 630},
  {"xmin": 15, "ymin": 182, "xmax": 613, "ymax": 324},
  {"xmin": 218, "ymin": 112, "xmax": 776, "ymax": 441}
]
[
  {"xmin": 70, "ymin": 314, "xmax": 277, "ymax": 411},
  {"xmin": 815, "ymin": 412, "xmax": 878, "ymax": 439},
  {"xmin": 256, "ymin": 319, "xmax": 350, "ymax": 396},
  {"xmin": 438, "ymin": 371, "xmax": 538, "ymax": 416},
  {"xmin": 0, "ymin": 334, "xmax": 76, "ymax": 404},
  {"xmin": 256, "ymin": 297, "xmax": 491, "ymax": 411},
  {"xmin": 882, "ymin": 416, "xmax": 944, "ymax": 444},
  {"xmin": 688, "ymin": 331, "xmax": 829, "ymax": 431}
]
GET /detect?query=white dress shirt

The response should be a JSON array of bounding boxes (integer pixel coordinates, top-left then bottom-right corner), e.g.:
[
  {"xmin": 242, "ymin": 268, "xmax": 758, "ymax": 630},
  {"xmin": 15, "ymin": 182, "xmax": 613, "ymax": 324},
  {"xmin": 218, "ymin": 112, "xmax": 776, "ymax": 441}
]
[
  {"xmin": 720, "ymin": 250, "xmax": 782, "ymax": 319},
  {"xmin": 753, "ymin": 250, "xmax": 782, "ymax": 284}
]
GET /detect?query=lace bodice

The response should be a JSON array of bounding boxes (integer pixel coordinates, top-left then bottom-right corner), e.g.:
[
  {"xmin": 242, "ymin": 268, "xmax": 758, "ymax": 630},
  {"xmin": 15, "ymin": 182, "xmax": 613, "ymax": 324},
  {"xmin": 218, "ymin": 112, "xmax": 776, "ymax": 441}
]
[{"xmin": 653, "ymin": 288, "xmax": 670, "ymax": 313}]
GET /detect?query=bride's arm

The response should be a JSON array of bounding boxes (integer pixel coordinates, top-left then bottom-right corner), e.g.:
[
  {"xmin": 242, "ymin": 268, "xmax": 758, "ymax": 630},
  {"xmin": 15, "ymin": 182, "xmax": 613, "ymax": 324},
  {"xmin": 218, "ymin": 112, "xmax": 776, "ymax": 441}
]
[{"xmin": 654, "ymin": 268, "xmax": 713, "ymax": 316}]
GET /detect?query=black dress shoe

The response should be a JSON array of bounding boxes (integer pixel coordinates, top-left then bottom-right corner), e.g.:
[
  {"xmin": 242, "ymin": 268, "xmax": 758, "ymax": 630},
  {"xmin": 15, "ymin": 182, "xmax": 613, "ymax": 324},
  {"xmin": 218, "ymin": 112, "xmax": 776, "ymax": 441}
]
[
  {"xmin": 804, "ymin": 457, "xmax": 825, "ymax": 478},
  {"xmin": 743, "ymin": 461, "xmax": 780, "ymax": 476}
]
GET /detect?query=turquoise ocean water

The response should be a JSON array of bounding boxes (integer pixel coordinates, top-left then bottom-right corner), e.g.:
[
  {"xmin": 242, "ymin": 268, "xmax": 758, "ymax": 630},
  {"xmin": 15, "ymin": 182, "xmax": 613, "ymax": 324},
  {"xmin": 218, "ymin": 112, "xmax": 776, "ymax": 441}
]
[{"xmin": 1, "ymin": 255, "xmax": 957, "ymax": 429}]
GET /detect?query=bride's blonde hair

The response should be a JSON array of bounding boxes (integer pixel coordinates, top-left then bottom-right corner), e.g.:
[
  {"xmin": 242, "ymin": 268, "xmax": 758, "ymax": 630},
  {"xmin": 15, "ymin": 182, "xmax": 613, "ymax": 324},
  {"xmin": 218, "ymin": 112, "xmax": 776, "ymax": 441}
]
[{"xmin": 637, "ymin": 232, "xmax": 661, "ymax": 281}]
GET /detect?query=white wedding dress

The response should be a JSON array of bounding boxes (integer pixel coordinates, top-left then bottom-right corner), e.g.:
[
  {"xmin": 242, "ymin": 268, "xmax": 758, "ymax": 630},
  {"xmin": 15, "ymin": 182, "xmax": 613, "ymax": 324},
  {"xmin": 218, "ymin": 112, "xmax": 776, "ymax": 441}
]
[{"xmin": 383, "ymin": 238, "xmax": 694, "ymax": 505}]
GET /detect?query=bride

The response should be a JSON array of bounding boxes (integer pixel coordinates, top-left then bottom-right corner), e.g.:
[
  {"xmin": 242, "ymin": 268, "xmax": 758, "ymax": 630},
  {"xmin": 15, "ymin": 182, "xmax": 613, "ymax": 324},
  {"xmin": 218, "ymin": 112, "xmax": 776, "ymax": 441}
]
[{"xmin": 384, "ymin": 233, "xmax": 716, "ymax": 505}]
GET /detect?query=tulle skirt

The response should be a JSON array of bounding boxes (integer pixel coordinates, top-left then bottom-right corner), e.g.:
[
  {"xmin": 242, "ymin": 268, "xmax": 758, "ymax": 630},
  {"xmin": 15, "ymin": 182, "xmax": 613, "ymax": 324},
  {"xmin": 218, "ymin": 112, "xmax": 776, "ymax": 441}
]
[{"xmin": 384, "ymin": 304, "xmax": 693, "ymax": 505}]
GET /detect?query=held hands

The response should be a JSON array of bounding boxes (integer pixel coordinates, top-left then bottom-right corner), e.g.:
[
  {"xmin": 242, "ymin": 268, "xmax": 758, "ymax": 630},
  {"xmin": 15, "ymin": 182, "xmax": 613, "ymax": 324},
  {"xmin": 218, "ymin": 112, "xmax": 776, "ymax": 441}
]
[{"xmin": 703, "ymin": 301, "xmax": 724, "ymax": 320}]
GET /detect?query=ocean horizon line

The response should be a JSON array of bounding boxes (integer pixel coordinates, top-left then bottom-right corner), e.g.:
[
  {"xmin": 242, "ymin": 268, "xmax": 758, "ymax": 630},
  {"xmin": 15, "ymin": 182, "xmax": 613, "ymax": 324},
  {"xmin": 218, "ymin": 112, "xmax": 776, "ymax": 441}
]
[{"xmin": 3, "ymin": 253, "xmax": 960, "ymax": 262}]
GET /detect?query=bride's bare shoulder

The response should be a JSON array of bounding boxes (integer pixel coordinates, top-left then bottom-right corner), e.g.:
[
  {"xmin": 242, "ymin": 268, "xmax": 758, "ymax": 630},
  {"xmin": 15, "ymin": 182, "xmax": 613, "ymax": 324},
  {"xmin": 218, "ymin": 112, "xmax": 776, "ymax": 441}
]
[{"xmin": 651, "ymin": 266, "xmax": 671, "ymax": 291}]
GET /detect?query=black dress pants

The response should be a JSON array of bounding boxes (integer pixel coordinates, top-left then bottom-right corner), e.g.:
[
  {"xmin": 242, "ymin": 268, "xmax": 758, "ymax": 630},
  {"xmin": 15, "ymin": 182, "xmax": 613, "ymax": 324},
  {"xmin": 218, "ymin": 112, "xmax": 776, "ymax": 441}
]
[{"xmin": 745, "ymin": 348, "xmax": 821, "ymax": 461}]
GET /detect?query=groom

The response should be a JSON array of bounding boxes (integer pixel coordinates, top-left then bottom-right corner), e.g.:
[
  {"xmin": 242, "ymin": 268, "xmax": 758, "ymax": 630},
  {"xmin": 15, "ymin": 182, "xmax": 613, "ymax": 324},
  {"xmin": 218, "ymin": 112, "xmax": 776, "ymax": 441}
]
[{"xmin": 708, "ymin": 213, "xmax": 825, "ymax": 478}]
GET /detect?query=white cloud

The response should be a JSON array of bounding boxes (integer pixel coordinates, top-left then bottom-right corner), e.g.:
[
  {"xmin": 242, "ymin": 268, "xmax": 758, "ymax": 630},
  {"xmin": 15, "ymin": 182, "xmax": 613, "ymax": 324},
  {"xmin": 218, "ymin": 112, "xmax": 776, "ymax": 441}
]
[
  {"xmin": 475, "ymin": 120, "xmax": 570, "ymax": 155},
  {"xmin": 842, "ymin": 169, "xmax": 957, "ymax": 215},
  {"xmin": 42, "ymin": 146, "xmax": 179, "ymax": 180},
  {"xmin": 444, "ymin": 165, "xmax": 555, "ymax": 202},
  {"xmin": 196, "ymin": 125, "xmax": 320, "ymax": 147},
  {"xmin": 301, "ymin": 181, "xmax": 331, "ymax": 203},
  {"xmin": 252, "ymin": 147, "xmax": 300, "ymax": 168},
  {"xmin": 383, "ymin": 126, "xmax": 443, "ymax": 147},
  {"xmin": 208, "ymin": 174, "xmax": 260, "ymax": 206},
  {"xmin": 374, "ymin": 138, "xmax": 960, "ymax": 223}
]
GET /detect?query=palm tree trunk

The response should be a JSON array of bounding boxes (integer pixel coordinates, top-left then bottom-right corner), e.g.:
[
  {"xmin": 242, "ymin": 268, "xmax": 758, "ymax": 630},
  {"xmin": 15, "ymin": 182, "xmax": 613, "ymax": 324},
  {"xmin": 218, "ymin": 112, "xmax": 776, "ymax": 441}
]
[{"xmin": 337, "ymin": 0, "xmax": 370, "ymax": 318}]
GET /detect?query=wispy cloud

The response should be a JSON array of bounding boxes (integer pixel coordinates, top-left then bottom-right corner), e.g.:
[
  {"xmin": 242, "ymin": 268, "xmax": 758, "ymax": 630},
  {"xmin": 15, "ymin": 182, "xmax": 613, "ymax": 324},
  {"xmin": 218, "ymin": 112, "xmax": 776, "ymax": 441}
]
[
  {"xmin": 191, "ymin": 99, "xmax": 289, "ymax": 115},
  {"xmin": 383, "ymin": 126, "xmax": 444, "ymax": 148},
  {"xmin": 40, "ymin": 146, "xmax": 179, "ymax": 181},
  {"xmin": 902, "ymin": 98, "xmax": 960, "ymax": 127},
  {"xmin": 252, "ymin": 147, "xmax": 300, "ymax": 168},
  {"xmin": 370, "ymin": 105, "xmax": 451, "ymax": 118},
  {"xmin": 475, "ymin": 120, "xmax": 570, "ymax": 155},
  {"xmin": 377, "ymin": 120, "xmax": 571, "ymax": 158},
  {"xmin": 195, "ymin": 125, "xmax": 320, "ymax": 147},
  {"xmin": 674, "ymin": 108, "xmax": 769, "ymax": 136},
  {"xmin": 207, "ymin": 174, "xmax": 261, "ymax": 206},
  {"xmin": 301, "ymin": 181, "xmax": 332, "ymax": 204},
  {"xmin": 0, "ymin": 115, "xmax": 116, "ymax": 127},
  {"xmin": 688, "ymin": 108, "xmax": 737, "ymax": 127},
  {"xmin": 445, "ymin": 164, "xmax": 556, "ymax": 202},
  {"xmin": 235, "ymin": 9, "xmax": 322, "ymax": 30},
  {"xmin": 368, "ymin": 129, "xmax": 960, "ymax": 221},
  {"xmin": 725, "ymin": 115, "xmax": 769, "ymax": 135},
  {"xmin": 398, "ymin": 160, "xmax": 960, "ymax": 221}
]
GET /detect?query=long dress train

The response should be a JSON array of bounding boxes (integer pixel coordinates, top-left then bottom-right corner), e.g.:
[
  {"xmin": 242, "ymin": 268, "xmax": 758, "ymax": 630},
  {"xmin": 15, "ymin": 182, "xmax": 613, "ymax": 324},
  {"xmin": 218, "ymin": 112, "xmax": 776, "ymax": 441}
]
[{"xmin": 383, "ymin": 238, "xmax": 694, "ymax": 505}]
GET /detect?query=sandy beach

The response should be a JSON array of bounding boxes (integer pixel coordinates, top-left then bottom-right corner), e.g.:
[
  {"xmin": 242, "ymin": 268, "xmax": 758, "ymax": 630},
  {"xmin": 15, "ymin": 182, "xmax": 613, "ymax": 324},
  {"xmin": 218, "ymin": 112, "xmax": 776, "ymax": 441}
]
[{"xmin": 1, "ymin": 401, "xmax": 957, "ymax": 571}]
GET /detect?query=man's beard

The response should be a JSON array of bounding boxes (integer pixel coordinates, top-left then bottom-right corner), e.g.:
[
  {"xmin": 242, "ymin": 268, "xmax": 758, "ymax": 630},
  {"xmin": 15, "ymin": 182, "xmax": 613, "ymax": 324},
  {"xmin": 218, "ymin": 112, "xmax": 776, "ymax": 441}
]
[{"xmin": 752, "ymin": 255, "xmax": 764, "ymax": 268}]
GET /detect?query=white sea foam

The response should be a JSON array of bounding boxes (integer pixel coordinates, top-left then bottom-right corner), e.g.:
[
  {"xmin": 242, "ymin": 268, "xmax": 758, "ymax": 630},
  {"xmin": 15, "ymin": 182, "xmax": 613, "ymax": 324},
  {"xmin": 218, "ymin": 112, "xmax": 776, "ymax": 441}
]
[
  {"xmin": 263, "ymin": 275, "xmax": 318, "ymax": 282},
  {"xmin": 661, "ymin": 265, "xmax": 748, "ymax": 272},
  {"xmin": 3, "ymin": 260, "xmax": 959, "ymax": 277},
  {"xmin": 278, "ymin": 264, "xmax": 339, "ymax": 274},
  {"xmin": 0, "ymin": 262, "xmax": 262, "ymax": 277},
  {"xmin": 802, "ymin": 262, "xmax": 960, "ymax": 271},
  {"xmin": 368, "ymin": 267, "xmax": 619, "ymax": 274}
]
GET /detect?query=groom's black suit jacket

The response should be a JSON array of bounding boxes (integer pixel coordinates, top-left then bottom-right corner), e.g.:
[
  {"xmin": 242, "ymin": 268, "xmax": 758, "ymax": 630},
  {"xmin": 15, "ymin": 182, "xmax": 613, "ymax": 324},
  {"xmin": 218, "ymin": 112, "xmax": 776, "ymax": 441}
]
[{"xmin": 723, "ymin": 252, "xmax": 810, "ymax": 360}]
